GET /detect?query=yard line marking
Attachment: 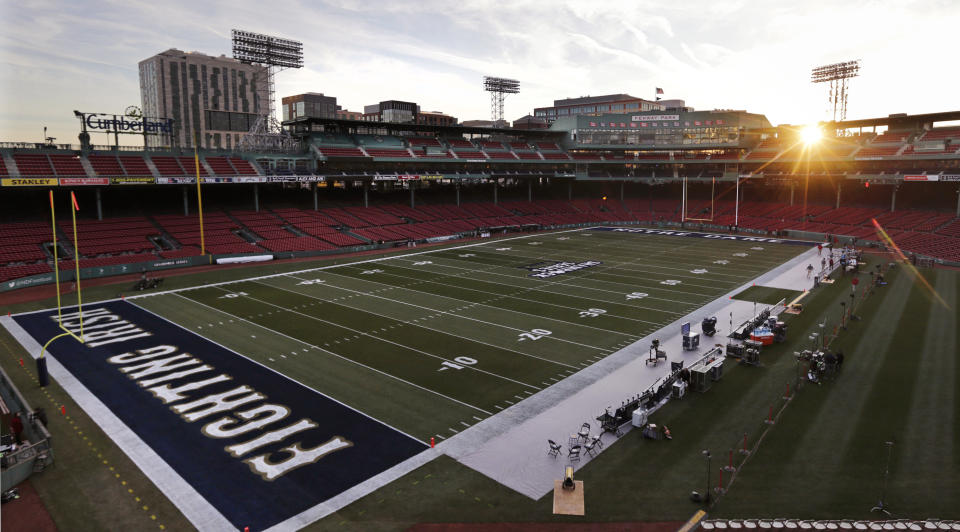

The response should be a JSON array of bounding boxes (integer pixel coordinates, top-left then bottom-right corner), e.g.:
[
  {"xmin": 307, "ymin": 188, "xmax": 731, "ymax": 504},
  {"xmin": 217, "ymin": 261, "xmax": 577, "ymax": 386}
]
[
  {"xmin": 407, "ymin": 257, "xmax": 718, "ymax": 300},
  {"xmin": 435, "ymin": 434, "xmax": 446, "ymax": 440},
  {"xmin": 271, "ymin": 275, "xmax": 615, "ymax": 353},
  {"xmin": 448, "ymin": 427, "xmax": 459, "ymax": 434},
  {"xmin": 349, "ymin": 263, "xmax": 674, "ymax": 325},
  {"xmin": 472, "ymin": 416, "xmax": 483, "ymax": 421},
  {"xmin": 268, "ymin": 276, "xmax": 581, "ymax": 369},
  {"xmin": 126, "ymin": 226, "xmax": 594, "ymax": 301},
  {"xmin": 166, "ymin": 293, "xmax": 492, "ymax": 417},
  {"xmin": 494, "ymin": 405, "xmax": 503, "ymax": 410},
  {"xmin": 514, "ymin": 395, "xmax": 525, "ymax": 400},
  {"xmin": 216, "ymin": 285, "xmax": 545, "ymax": 390},
  {"xmin": 459, "ymin": 421, "xmax": 471, "ymax": 428},
  {"xmin": 382, "ymin": 259, "xmax": 696, "ymax": 312}
]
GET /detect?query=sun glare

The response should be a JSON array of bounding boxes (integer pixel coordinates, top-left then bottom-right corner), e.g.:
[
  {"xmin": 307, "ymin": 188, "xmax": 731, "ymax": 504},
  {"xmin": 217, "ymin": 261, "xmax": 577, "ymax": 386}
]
[{"xmin": 801, "ymin": 125, "xmax": 822, "ymax": 145}]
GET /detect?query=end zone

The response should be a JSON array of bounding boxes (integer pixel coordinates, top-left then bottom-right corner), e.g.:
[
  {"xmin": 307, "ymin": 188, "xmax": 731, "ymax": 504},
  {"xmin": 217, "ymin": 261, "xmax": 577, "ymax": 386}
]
[{"xmin": 4, "ymin": 300, "xmax": 426, "ymax": 531}]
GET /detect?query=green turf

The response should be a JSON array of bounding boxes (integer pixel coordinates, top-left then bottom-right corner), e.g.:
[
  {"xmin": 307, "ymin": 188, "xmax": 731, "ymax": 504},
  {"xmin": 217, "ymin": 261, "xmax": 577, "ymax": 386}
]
[
  {"xmin": 7, "ymin": 229, "xmax": 957, "ymax": 530},
  {"xmin": 132, "ymin": 229, "xmax": 805, "ymax": 441},
  {"xmin": 731, "ymin": 285, "xmax": 802, "ymax": 305}
]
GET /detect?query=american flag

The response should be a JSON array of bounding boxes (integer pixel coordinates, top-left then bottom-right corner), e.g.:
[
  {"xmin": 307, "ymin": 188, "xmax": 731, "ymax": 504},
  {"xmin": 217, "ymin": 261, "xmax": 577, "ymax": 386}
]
[{"xmin": 656, "ymin": 87, "xmax": 664, "ymax": 95}]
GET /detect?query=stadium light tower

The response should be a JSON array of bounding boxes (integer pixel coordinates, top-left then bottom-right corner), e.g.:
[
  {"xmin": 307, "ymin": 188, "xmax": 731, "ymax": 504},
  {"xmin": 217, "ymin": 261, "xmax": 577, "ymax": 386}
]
[
  {"xmin": 483, "ymin": 76, "xmax": 520, "ymax": 125},
  {"xmin": 231, "ymin": 29, "xmax": 304, "ymax": 151},
  {"xmin": 811, "ymin": 60, "xmax": 860, "ymax": 122}
]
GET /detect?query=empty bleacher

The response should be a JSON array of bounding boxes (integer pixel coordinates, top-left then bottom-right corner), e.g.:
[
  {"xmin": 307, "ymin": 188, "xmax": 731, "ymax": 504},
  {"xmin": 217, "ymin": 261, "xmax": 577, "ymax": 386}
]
[
  {"xmin": 154, "ymin": 213, "xmax": 257, "ymax": 255},
  {"xmin": 149, "ymin": 156, "xmax": 188, "ymax": 176},
  {"xmin": 48, "ymin": 154, "xmax": 87, "ymax": 177},
  {"xmin": 177, "ymin": 156, "xmax": 208, "ymax": 176},
  {"xmin": 452, "ymin": 150, "xmax": 488, "ymax": 160},
  {"xmin": 205, "ymin": 157, "xmax": 238, "ymax": 176},
  {"xmin": 406, "ymin": 136, "xmax": 443, "ymax": 148},
  {"xmin": 316, "ymin": 146, "xmax": 366, "ymax": 157},
  {"xmin": 365, "ymin": 148, "xmax": 413, "ymax": 158},
  {"xmin": 87, "ymin": 154, "xmax": 126, "ymax": 176},
  {"xmin": 229, "ymin": 158, "xmax": 259, "ymax": 175},
  {"xmin": 12, "ymin": 154, "xmax": 54, "ymax": 176},
  {"xmin": 118, "ymin": 155, "xmax": 154, "ymax": 176},
  {"xmin": 59, "ymin": 217, "xmax": 159, "ymax": 256}
]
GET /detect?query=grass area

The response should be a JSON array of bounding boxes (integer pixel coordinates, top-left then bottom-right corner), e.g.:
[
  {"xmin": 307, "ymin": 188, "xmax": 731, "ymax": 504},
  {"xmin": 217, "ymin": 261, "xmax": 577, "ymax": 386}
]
[{"xmin": 731, "ymin": 285, "xmax": 802, "ymax": 305}]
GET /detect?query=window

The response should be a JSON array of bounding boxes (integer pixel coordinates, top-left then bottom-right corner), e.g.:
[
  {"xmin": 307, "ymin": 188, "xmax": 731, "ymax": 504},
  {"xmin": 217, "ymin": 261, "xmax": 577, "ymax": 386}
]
[{"xmin": 296, "ymin": 101, "xmax": 305, "ymax": 117}]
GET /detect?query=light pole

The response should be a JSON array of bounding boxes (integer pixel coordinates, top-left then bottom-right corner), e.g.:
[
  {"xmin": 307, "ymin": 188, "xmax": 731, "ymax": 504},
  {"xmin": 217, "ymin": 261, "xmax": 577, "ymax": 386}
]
[{"xmin": 871, "ymin": 441, "xmax": 894, "ymax": 516}]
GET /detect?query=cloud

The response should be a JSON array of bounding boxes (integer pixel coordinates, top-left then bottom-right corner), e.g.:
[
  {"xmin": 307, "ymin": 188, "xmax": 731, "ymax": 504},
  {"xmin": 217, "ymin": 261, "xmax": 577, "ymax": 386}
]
[{"xmin": 3, "ymin": 0, "xmax": 960, "ymax": 143}]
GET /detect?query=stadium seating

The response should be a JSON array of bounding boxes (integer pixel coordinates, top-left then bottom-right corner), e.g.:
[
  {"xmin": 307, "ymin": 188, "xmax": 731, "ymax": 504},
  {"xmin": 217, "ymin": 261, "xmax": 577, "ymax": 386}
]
[
  {"xmin": 177, "ymin": 156, "xmax": 208, "ymax": 176},
  {"xmin": 446, "ymin": 139, "xmax": 474, "ymax": 148},
  {"xmin": 514, "ymin": 152, "xmax": 543, "ymax": 160},
  {"xmin": 118, "ymin": 155, "xmax": 154, "ymax": 176},
  {"xmin": 452, "ymin": 150, "xmax": 487, "ymax": 159},
  {"xmin": 872, "ymin": 131, "xmax": 911, "ymax": 143},
  {"xmin": 316, "ymin": 146, "xmax": 366, "ymax": 157},
  {"xmin": 478, "ymin": 140, "xmax": 505, "ymax": 150},
  {"xmin": 536, "ymin": 142, "xmax": 562, "ymax": 151},
  {"xmin": 855, "ymin": 145, "xmax": 903, "ymax": 157},
  {"xmin": 149, "ymin": 156, "xmax": 188, "ymax": 176},
  {"xmin": 48, "ymin": 154, "xmax": 87, "ymax": 177},
  {"xmin": 12, "ymin": 153, "xmax": 54, "ymax": 176},
  {"xmin": 205, "ymin": 157, "xmax": 237, "ymax": 176},
  {"xmin": 917, "ymin": 127, "xmax": 960, "ymax": 142},
  {"xmin": 87, "ymin": 154, "xmax": 126, "ymax": 176},
  {"xmin": 229, "ymin": 158, "xmax": 259, "ymax": 175},
  {"xmin": 365, "ymin": 148, "xmax": 413, "ymax": 158},
  {"xmin": 406, "ymin": 136, "xmax": 443, "ymax": 147},
  {"xmin": 486, "ymin": 151, "xmax": 518, "ymax": 160},
  {"xmin": 0, "ymin": 156, "xmax": 8, "ymax": 176}
]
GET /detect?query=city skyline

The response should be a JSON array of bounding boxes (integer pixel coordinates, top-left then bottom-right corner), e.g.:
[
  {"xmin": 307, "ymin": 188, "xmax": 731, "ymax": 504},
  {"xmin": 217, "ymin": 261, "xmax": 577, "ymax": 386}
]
[{"xmin": 2, "ymin": 0, "xmax": 959, "ymax": 145}]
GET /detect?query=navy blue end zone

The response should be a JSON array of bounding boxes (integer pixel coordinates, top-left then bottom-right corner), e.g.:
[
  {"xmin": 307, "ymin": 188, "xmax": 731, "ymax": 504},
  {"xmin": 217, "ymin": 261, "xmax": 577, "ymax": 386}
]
[
  {"xmin": 13, "ymin": 301, "xmax": 426, "ymax": 531},
  {"xmin": 590, "ymin": 226, "xmax": 817, "ymax": 246}
]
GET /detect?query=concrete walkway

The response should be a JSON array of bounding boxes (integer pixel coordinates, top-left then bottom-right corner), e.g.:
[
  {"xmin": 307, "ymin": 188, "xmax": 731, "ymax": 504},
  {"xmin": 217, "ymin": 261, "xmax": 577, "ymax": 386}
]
[{"xmin": 441, "ymin": 245, "xmax": 821, "ymax": 500}]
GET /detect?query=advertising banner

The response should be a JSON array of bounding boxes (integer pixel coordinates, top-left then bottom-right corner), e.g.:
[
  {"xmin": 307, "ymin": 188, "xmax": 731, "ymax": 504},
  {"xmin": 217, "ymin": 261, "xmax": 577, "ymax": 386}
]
[
  {"xmin": 2, "ymin": 178, "xmax": 57, "ymax": 187},
  {"xmin": 156, "ymin": 177, "xmax": 196, "ymax": 184},
  {"xmin": 903, "ymin": 175, "xmax": 939, "ymax": 182},
  {"xmin": 110, "ymin": 177, "xmax": 155, "ymax": 184},
  {"xmin": 59, "ymin": 177, "xmax": 109, "ymax": 186}
]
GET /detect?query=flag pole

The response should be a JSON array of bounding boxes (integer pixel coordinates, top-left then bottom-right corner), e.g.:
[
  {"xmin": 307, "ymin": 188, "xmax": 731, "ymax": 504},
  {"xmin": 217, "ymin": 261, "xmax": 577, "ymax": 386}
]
[
  {"xmin": 71, "ymin": 192, "xmax": 83, "ymax": 337},
  {"xmin": 194, "ymin": 131, "xmax": 206, "ymax": 256},
  {"xmin": 49, "ymin": 191, "xmax": 62, "ymax": 325}
]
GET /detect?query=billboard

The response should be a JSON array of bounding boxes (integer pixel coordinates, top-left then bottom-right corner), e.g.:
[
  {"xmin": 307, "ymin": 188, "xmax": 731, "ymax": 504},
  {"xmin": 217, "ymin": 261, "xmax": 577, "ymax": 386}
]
[
  {"xmin": 59, "ymin": 177, "xmax": 109, "ymax": 186},
  {"xmin": 110, "ymin": 177, "xmax": 155, "ymax": 184},
  {"xmin": 2, "ymin": 178, "xmax": 57, "ymax": 187}
]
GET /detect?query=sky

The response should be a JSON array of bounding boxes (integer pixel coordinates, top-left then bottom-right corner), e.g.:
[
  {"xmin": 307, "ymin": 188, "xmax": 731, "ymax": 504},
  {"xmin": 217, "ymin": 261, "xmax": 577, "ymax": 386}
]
[{"xmin": 2, "ymin": 0, "xmax": 959, "ymax": 145}]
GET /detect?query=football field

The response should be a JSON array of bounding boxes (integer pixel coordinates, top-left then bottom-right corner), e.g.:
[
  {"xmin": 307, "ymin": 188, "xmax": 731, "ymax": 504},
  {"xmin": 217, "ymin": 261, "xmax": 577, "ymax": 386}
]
[
  {"xmin": 4, "ymin": 226, "xmax": 817, "ymax": 530},
  {"xmin": 130, "ymin": 227, "xmax": 808, "ymax": 443}
]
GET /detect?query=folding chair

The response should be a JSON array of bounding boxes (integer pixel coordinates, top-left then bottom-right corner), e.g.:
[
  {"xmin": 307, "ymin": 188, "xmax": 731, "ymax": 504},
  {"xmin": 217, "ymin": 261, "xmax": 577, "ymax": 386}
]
[
  {"xmin": 577, "ymin": 422, "xmax": 590, "ymax": 443},
  {"xmin": 547, "ymin": 439, "xmax": 562, "ymax": 458},
  {"xmin": 567, "ymin": 445, "xmax": 581, "ymax": 463},
  {"xmin": 584, "ymin": 439, "xmax": 597, "ymax": 457},
  {"xmin": 590, "ymin": 434, "xmax": 604, "ymax": 450}
]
